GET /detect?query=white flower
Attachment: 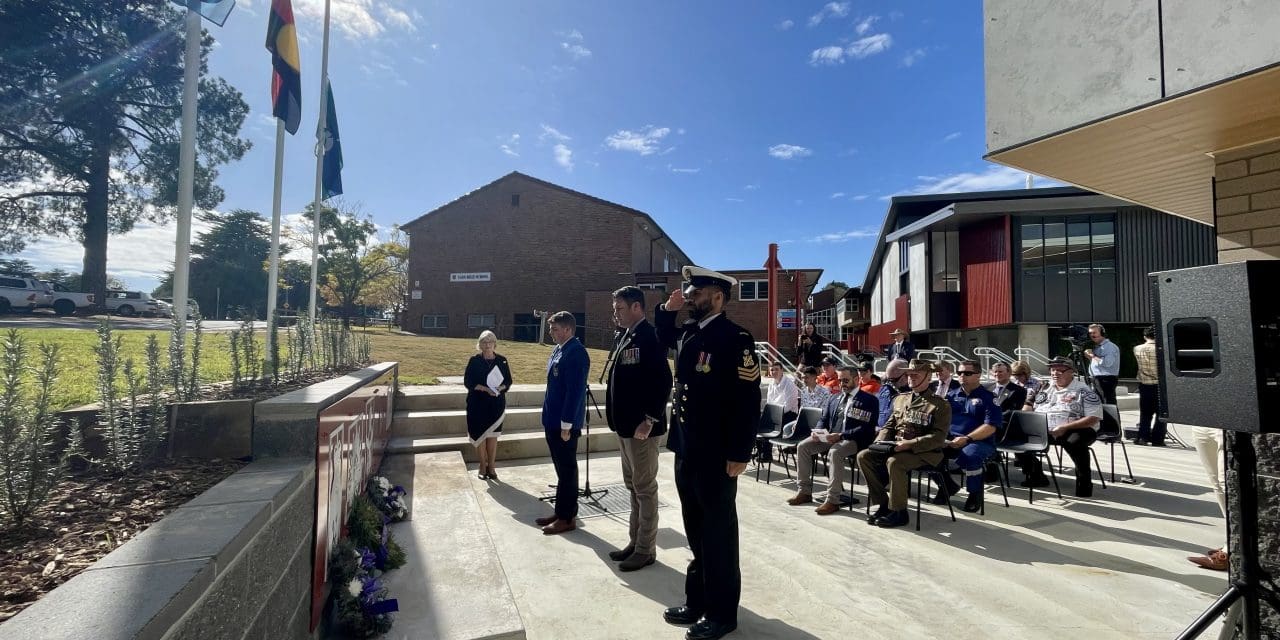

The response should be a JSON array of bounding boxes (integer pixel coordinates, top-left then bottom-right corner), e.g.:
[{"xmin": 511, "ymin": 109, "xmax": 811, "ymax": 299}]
[
  {"xmin": 347, "ymin": 578, "xmax": 362, "ymax": 598},
  {"xmin": 377, "ymin": 477, "xmax": 391, "ymax": 491}
]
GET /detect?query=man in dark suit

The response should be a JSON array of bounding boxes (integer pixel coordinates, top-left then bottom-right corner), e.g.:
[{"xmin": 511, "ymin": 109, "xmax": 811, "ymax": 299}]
[
  {"xmin": 604, "ymin": 286, "xmax": 673, "ymax": 572},
  {"xmin": 655, "ymin": 265, "xmax": 761, "ymax": 640},
  {"xmin": 984, "ymin": 362, "xmax": 1028, "ymax": 415},
  {"xmin": 534, "ymin": 311, "xmax": 590, "ymax": 536},
  {"xmin": 884, "ymin": 328, "xmax": 915, "ymax": 361}
]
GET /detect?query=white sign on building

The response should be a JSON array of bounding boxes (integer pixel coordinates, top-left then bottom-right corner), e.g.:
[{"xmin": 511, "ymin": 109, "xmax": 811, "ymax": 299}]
[
  {"xmin": 411, "ymin": 290, "xmax": 422, "ymax": 300},
  {"xmin": 449, "ymin": 272, "xmax": 491, "ymax": 283}
]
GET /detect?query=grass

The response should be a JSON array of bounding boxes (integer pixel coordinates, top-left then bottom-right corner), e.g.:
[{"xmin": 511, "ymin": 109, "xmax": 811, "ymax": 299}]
[{"xmin": 5, "ymin": 325, "xmax": 612, "ymax": 411}]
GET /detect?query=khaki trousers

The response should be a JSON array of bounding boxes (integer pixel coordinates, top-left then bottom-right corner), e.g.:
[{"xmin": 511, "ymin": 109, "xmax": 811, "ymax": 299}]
[
  {"xmin": 796, "ymin": 437, "xmax": 862, "ymax": 502},
  {"xmin": 619, "ymin": 435, "xmax": 660, "ymax": 555},
  {"xmin": 857, "ymin": 448, "xmax": 931, "ymax": 511}
]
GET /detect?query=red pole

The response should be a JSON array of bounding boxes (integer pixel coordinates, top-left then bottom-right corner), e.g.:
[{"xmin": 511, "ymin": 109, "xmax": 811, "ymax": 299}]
[{"xmin": 764, "ymin": 243, "xmax": 780, "ymax": 348}]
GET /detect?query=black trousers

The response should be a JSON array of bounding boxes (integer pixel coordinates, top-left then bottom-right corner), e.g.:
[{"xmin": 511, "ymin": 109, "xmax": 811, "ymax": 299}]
[
  {"xmin": 1018, "ymin": 428, "xmax": 1098, "ymax": 496},
  {"xmin": 1094, "ymin": 375, "xmax": 1118, "ymax": 405},
  {"xmin": 546, "ymin": 431, "xmax": 579, "ymax": 520},
  {"xmin": 674, "ymin": 456, "xmax": 740, "ymax": 624},
  {"xmin": 1137, "ymin": 383, "xmax": 1167, "ymax": 444}
]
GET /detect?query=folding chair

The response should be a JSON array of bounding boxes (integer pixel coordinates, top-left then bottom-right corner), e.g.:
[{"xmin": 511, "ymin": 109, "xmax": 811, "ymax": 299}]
[
  {"xmin": 1095, "ymin": 403, "xmax": 1135, "ymax": 483},
  {"xmin": 996, "ymin": 410, "xmax": 1062, "ymax": 503},
  {"xmin": 766, "ymin": 406, "xmax": 820, "ymax": 483},
  {"xmin": 911, "ymin": 462, "xmax": 957, "ymax": 531},
  {"xmin": 754, "ymin": 403, "xmax": 785, "ymax": 482}
]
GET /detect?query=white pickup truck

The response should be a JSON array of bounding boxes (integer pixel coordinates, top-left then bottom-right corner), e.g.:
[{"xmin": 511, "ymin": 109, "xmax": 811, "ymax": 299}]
[
  {"xmin": 40, "ymin": 281, "xmax": 95, "ymax": 316},
  {"xmin": 0, "ymin": 274, "xmax": 52, "ymax": 314}
]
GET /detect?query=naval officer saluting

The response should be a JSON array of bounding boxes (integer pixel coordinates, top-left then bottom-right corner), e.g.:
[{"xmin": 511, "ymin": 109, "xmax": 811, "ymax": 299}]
[{"xmin": 655, "ymin": 266, "xmax": 761, "ymax": 640}]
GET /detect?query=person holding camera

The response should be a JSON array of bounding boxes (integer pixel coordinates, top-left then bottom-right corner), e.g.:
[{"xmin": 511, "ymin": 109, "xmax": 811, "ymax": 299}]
[
  {"xmin": 795, "ymin": 322, "xmax": 828, "ymax": 368},
  {"xmin": 1085, "ymin": 323, "xmax": 1120, "ymax": 404}
]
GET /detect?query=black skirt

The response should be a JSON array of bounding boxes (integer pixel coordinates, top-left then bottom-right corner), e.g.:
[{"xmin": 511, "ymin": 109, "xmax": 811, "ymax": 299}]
[{"xmin": 464, "ymin": 354, "xmax": 512, "ymax": 444}]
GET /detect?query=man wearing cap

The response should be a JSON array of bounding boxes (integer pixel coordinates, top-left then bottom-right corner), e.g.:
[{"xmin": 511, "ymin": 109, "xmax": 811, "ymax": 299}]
[
  {"xmin": 884, "ymin": 328, "xmax": 915, "ymax": 361},
  {"xmin": 815, "ymin": 357, "xmax": 841, "ymax": 393},
  {"xmin": 604, "ymin": 286, "xmax": 673, "ymax": 571},
  {"xmin": 856, "ymin": 359, "xmax": 951, "ymax": 528},
  {"xmin": 655, "ymin": 265, "xmax": 761, "ymax": 640},
  {"xmin": 1018, "ymin": 356, "xmax": 1103, "ymax": 498}
]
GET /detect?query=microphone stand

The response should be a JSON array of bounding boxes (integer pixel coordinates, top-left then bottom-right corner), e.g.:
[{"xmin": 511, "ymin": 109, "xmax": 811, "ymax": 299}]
[{"xmin": 540, "ymin": 328, "xmax": 621, "ymax": 510}]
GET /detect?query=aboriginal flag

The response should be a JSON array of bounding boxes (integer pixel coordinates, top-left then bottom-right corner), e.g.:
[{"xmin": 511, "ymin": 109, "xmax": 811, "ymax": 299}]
[{"xmin": 265, "ymin": 0, "xmax": 301, "ymax": 134}]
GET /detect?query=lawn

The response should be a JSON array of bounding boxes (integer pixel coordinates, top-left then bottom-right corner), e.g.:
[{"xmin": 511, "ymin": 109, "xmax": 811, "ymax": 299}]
[{"xmin": 4, "ymin": 326, "xmax": 612, "ymax": 411}]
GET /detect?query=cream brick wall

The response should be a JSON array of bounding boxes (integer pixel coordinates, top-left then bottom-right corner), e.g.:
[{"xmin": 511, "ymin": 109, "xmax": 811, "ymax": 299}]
[{"xmin": 1215, "ymin": 139, "xmax": 1280, "ymax": 261}]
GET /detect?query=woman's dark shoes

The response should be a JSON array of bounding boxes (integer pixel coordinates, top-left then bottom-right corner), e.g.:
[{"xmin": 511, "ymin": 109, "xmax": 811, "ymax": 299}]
[
  {"xmin": 663, "ymin": 606, "xmax": 703, "ymax": 626},
  {"xmin": 963, "ymin": 494, "xmax": 983, "ymax": 513},
  {"xmin": 477, "ymin": 467, "xmax": 489, "ymax": 480},
  {"xmin": 608, "ymin": 545, "xmax": 635, "ymax": 561},
  {"xmin": 487, "ymin": 468, "xmax": 498, "ymax": 480},
  {"xmin": 685, "ymin": 619, "xmax": 737, "ymax": 640}
]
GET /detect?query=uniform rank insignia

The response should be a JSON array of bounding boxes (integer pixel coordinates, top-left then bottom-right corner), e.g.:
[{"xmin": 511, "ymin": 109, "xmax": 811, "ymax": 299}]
[
  {"xmin": 737, "ymin": 349, "xmax": 759, "ymax": 382},
  {"xmin": 696, "ymin": 352, "xmax": 711, "ymax": 373}
]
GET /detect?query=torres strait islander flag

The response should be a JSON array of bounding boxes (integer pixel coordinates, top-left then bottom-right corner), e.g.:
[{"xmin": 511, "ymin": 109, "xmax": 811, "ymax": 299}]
[{"xmin": 265, "ymin": 0, "xmax": 301, "ymax": 134}]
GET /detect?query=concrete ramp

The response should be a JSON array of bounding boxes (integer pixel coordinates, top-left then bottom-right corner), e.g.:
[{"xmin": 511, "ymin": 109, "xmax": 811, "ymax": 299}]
[{"xmin": 380, "ymin": 452, "xmax": 525, "ymax": 640}]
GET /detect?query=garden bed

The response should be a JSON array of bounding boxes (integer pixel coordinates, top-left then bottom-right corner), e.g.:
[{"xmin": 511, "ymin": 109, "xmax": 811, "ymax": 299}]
[{"xmin": 0, "ymin": 458, "xmax": 247, "ymax": 622}]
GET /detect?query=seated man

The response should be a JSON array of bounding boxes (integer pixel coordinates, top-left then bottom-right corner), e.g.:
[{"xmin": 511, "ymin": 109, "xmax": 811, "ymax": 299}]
[
  {"xmin": 877, "ymin": 359, "xmax": 910, "ymax": 428},
  {"xmin": 797, "ymin": 365, "xmax": 831, "ymax": 410},
  {"xmin": 984, "ymin": 362, "xmax": 1027, "ymax": 416},
  {"xmin": 787, "ymin": 366, "xmax": 878, "ymax": 514},
  {"xmin": 855, "ymin": 364, "xmax": 881, "ymax": 395},
  {"xmin": 815, "ymin": 358, "xmax": 841, "ymax": 393},
  {"xmin": 856, "ymin": 359, "xmax": 951, "ymax": 529},
  {"xmin": 1016, "ymin": 356, "xmax": 1102, "ymax": 498},
  {"xmin": 933, "ymin": 360, "xmax": 1002, "ymax": 512},
  {"xmin": 764, "ymin": 361, "xmax": 799, "ymax": 424}
]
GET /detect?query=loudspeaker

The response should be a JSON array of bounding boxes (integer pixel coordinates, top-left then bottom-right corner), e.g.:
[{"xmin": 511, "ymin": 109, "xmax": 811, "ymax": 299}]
[{"xmin": 1152, "ymin": 261, "xmax": 1280, "ymax": 432}]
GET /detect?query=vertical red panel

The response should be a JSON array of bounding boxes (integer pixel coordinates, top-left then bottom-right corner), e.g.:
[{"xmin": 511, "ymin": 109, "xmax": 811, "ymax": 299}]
[
  {"xmin": 959, "ymin": 217, "xmax": 1012, "ymax": 328},
  {"xmin": 866, "ymin": 294, "xmax": 912, "ymax": 347}
]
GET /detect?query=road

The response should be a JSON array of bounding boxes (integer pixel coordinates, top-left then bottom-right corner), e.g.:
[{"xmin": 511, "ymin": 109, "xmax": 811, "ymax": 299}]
[{"xmin": 0, "ymin": 313, "xmax": 268, "ymax": 332}]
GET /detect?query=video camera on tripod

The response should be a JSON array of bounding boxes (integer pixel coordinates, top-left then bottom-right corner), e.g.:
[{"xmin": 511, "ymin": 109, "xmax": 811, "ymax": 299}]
[{"xmin": 1056, "ymin": 324, "xmax": 1094, "ymax": 384}]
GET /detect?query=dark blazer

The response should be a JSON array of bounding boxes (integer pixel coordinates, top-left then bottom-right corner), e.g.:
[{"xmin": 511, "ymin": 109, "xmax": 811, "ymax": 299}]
[
  {"xmin": 542, "ymin": 337, "xmax": 590, "ymax": 435},
  {"xmin": 795, "ymin": 333, "xmax": 828, "ymax": 368},
  {"xmin": 655, "ymin": 307, "xmax": 761, "ymax": 466},
  {"xmin": 984, "ymin": 380, "xmax": 1028, "ymax": 414},
  {"xmin": 605, "ymin": 319, "xmax": 673, "ymax": 438},
  {"xmin": 816, "ymin": 390, "xmax": 879, "ymax": 448},
  {"xmin": 885, "ymin": 340, "xmax": 915, "ymax": 361}
]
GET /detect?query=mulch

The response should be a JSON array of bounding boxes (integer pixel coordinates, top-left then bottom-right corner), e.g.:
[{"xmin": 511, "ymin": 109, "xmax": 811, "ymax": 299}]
[{"xmin": 0, "ymin": 458, "xmax": 247, "ymax": 622}]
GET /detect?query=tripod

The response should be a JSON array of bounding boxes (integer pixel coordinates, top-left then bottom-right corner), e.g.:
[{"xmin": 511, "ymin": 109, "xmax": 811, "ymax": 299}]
[{"xmin": 538, "ymin": 385, "xmax": 610, "ymax": 510}]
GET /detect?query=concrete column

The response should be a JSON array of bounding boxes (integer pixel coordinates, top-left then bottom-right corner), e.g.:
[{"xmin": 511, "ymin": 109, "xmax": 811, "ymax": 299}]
[
  {"xmin": 1214, "ymin": 140, "xmax": 1280, "ymax": 633},
  {"xmin": 1016, "ymin": 324, "xmax": 1050, "ymax": 374}
]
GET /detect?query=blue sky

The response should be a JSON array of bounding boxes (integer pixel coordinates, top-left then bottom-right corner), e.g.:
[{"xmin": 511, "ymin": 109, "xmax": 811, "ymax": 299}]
[{"xmin": 16, "ymin": 0, "xmax": 1053, "ymax": 292}]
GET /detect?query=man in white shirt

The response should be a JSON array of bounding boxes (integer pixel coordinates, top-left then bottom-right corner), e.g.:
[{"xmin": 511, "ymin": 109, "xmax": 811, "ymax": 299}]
[
  {"xmin": 765, "ymin": 361, "xmax": 799, "ymax": 421},
  {"xmin": 1018, "ymin": 356, "xmax": 1103, "ymax": 497}
]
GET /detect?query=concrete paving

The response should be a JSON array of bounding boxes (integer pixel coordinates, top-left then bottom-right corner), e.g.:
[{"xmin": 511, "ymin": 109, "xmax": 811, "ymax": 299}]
[{"xmin": 455, "ymin": 411, "xmax": 1227, "ymax": 640}]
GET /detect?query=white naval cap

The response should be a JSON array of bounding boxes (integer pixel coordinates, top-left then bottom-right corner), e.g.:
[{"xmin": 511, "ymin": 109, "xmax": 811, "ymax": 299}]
[{"xmin": 681, "ymin": 265, "xmax": 738, "ymax": 295}]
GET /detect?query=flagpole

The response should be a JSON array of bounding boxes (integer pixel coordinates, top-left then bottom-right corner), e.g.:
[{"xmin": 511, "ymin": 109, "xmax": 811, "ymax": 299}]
[
  {"xmin": 173, "ymin": 3, "xmax": 201, "ymax": 324},
  {"xmin": 266, "ymin": 119, "xmax": 285, "ymax": 359},
  {"xmin": 308, "ymin": 0, "xmax": 332, "ymax": 323}
]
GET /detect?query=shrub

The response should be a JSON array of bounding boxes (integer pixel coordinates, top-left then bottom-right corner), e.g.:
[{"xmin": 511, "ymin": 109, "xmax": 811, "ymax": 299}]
[{"xmin": 0, "ymin": 329, "xmax": 64, "ymax": 527}]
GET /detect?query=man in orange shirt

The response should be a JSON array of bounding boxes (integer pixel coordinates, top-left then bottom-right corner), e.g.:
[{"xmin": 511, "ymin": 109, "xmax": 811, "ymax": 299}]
[
  {"xmin": 856, "ymin": 364, "xmax": 881, "ymax": 395},
  {"xmin": 815, "ymin": 357, "xmax": 841, "ymax": 393}
]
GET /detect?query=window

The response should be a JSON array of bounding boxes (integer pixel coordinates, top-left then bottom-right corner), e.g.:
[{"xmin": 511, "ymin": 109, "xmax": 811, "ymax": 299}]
[
  {"xmin": 1067, "ymin": 221, "xmax": 1092, "ymax": 275},
  {"xmin": 421, "ymin": 314, "xmax": 448, "ymax": 329},
  {"xmin": 1091, "ymin": 221, "xmax": 1115, "ymax": 274},
  {"xmin": 930, "ymin": 230, "xmax": 960, "ymax": 292},
  {"xmin": 663, "ymin": 251, "xmax": 670, "ymax": 272},
  {"xmin": 468, "ymin": 314, "xmax": 495, "ymax": 328},
  {"xmin": 898, "ymin": 239, "xmax": 910, "ymax": 274},
  {"xmin": 637, "ymin": 282, "xmax": 666, "ymax": 291},
  {"xmin": 847, "ymin": 298, "xmax": 859, "ymax": 313},
  {"xmin": 1018, "ymin": 214, "xmax": 1118, "ymax": 323},
  {"xmin": 511, "ymin": 194, "xmax": 520, "ymax": 207},
  {"xmin": 739, "ymin": 279, "xmax": 769, "ymax": 301},
  {"xmin": 0, "ymin": 277, "xmax": 25, "ymax": 288}
]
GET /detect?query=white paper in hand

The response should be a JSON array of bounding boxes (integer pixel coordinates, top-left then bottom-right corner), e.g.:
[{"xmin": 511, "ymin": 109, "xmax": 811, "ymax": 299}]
[
  {"xmin": 810, "ymin": 428, "xmax": 829, "ymax": 441},
  {"xmin": 486, "ymin": 366, "xmax": 504, "ymax": 394}
]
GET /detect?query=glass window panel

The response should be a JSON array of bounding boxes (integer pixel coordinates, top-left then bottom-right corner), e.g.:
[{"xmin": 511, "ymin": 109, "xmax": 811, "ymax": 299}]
[
  {"xmin": 931, "ymin": 232, "xmax": 947, "ymax": 292},
  {"xmin": 1043, "ymin": 222, "xmax": 1066, "ymax": 275},
  {"xmin": 1021, "ymin": 223, "xmax": 1043, "ymax": 275},
  {"xmin": 946, "ymin": 230, "xmax": 960, "ymax": 292},
  {"xmin": 739, "ymin": 281, "xmax": 755, "ymax": 300},
  {"xmin": 1092, "ymin": 221, "xmax": 1115, "ymax": 274},
  {"xmin": 1068, "ymin": 221, "xmax": 1092, "ymax": 275}
]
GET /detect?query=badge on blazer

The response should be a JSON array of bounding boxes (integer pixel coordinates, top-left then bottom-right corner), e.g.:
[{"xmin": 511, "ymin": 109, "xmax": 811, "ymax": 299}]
[
  {"xmin": 621, "ymin": 347, "xmax": 640, "ymax": 365},
  {"xmin": 696, "ymin": 352, "xmax": 711, "ymax": 373},
  {"xmin": 552, "ymin": 366, "xmax": 559, "ymax": 377}
]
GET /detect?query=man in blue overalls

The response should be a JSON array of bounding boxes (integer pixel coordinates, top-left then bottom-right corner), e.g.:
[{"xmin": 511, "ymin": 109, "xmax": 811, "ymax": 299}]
[{"xmin": 934, "ymin": 359, "xmax": 1002, "ymax": 512}]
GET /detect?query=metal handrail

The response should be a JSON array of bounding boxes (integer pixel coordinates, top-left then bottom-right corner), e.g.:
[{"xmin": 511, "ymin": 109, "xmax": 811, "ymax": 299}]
[
  {"xmin": 928, "ymin": 346, "xmax": 968, "ymax": 368},
  {"xmin": 973, "ymin": 346, "xmax": 1016, "ymax": 372},
  {"xmin": 821, "ymin": 344, "xmax": 858, "ymax": 368},
  {"xmin": 755, "ymin": 342, "xmax": 797, "ymax": 374},
  {"xmin": 1013, "ymin": 347, "xmax": 1052, "ymax": 374}
]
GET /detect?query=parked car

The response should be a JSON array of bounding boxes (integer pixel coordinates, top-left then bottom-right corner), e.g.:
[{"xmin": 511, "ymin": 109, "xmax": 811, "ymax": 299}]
[
  {"xmin": 40, "ymin": 281, "xmax": 95, "ymax": 316},
  {"xmin": 0, "ymin": 273, "xmax": 51, "ymax": 314},
  {"xmin": 152, "ymin": 298, "xmax": 174, "ymax": 318},
  {"xmin": 104, "ymin": 290, "xmax": 161, "ymax": 317},
  {"xmin": 157, "ymin": 298, "xmax": 200, "ymax": 318}
]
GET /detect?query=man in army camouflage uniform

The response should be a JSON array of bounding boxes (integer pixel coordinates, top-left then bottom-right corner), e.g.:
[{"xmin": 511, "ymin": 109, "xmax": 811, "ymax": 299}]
[{"xmin": 856, "ymin": 358, "xmax": 952, "ymax": 529}]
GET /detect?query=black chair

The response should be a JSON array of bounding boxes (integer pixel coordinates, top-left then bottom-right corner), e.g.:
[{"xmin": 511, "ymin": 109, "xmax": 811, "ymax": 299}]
[
  {"xmin": 996, "ymin": 410, "xmax": 1062, "ymax": 503},
  {"xmin": 754, "ymin": 403, "xmax": 785, "ymax": 482},
  {"xmin": 911, "ymin": 462, "xmax": 957, "ymax": 531},
  {"xmin": 1095, "ymin": 403, "xmax": 1134, "ymax": 483},
  {"xmin": 765, "ymin": 406, "xmax": 821, "ymax": 483}
]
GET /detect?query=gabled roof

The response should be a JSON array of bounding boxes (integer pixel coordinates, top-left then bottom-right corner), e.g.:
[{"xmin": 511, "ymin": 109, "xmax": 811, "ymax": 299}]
[
  {"xmin": 401, "ymin": 171, "xmax": 692, "ymax": 265},
  {"xmin": 859, "ymin": 186, "xmax": 1094, "ymax": 291}
]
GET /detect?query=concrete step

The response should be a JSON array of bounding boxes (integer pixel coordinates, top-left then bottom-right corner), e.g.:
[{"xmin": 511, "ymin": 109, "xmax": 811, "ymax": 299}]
[
  {"xmin": 380, "ymin": 452, "xmax": 525, "ymax": 640},
  {"xmin": 397, "ymin": 384, "xmax": 607, "ymax": 412},
  {"xmin": 392, "ymin": 407, "xmax": 546, "ymax": 437},
  {"xmin": 387, "ymin": 428, "xmax": 645, "ymax": 462}
]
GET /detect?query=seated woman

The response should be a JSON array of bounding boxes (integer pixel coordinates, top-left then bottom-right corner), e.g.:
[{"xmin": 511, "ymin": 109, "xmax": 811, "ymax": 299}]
[
  {"xmin": 464, "ymin": 330, "xmax": 512, "ymax": 480},
  {"xmin": 1011, "ymin": 360, "xmax": 1042, "ymax": 396}
]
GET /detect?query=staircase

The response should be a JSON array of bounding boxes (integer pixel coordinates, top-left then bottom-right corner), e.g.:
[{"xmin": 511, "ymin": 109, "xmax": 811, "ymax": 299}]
[{"xmin": 388, "ymin": 383, "xmax": 631, "ymax": 461}]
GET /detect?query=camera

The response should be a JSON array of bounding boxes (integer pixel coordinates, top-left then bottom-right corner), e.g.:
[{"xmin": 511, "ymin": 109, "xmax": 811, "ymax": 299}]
[{"xmin": 1058, "ymin": 324, "xmax": 1091, "ymax": 352}]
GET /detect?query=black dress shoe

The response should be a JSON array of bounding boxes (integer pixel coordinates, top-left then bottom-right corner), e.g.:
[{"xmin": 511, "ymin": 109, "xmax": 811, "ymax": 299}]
[
  {"xmin": 664, "ymin": 606, "xmax": 703, "ymax": 626},
  {"xmin": 1133, "ymin": 438, "xmax": 1149, "ymax": 446},
  {"xmin": 876, "ymin": 510, "xmax": 909, "ymax": 528},
  {"xmin": 867, "ymin": 505, "xmax": 890, "ymax": 525},
  {"xmin": 608, "ymin": 545, "xmax": 635, "ymax": 561},
  {"xmin": 1150, "ymin": 441, "xmax": 1167, "ymax": 447},
  {"xmin": 929, "ymin": 490, "xmax": 950, "ymax": 505},
  {"xmin": 963, "ymin": 494, "xmax": 982, "ymax": 513},
  {"xmin": 686, "ymin": 618, "xmax": 737, "ymax": 640}
]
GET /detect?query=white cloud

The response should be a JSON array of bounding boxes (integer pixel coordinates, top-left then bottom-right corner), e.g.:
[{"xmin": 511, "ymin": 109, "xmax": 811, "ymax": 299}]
[
  {"xmin": 884, "ymin": 165, "xmax": 1062, "ymax": 199},
  {"xmin": 768, "ymin": 144, "xmax": 811, "ymax": 160},
  {"xmin": 830, "ymin": 192, "xmax": 845, "ymax": 199},
  {"xmin": 553, "ymin": 144, "xmax": 574, "ymax": 171},
  {"xmin": 562, "ymin": 42, "xmax": 592, "ymax": 59},
  {"xmin": 744, "ymin": 184, "xmax": 760, "ymax": 190},
  {"xmin": 540, "ymin": 124, "xmax": 571, "ymax": 142},
  {"xmin": 809, "ymin": 228, "xmax": 878, "ymax": 243},
  {"xmin": 725, "ymin": 197, "xmax": 744, "ymax": 203},
  {"xmin": 808, "ymin": 46, "xmax": 846, "ymax": 66},
  {"xmin": 942, "ymin": 131, "xmax": 961, "ymax": 142},
  {"xmin": 902, "ymin": 47, "xmax": 926, "ymax": 67},
  {"xmin": 851, "ymin": 194, "xmax": 869, "ymax": 201},
  {"xmin": 854, "ymin": 15, "xmax": 879, "ymax": 35},
  {"xmin": 500, "ymin": 145, "xmax": 518, "ymax": 157},
  {"xmin": 499, "ymin": 133, "xmax": 520, "ymax": 157},
  {"xmin": 847, "ymin": 33, "xmax": 892, "ymax": 59},
  {"xmin": 668, "ymin": 165, "xmax": 700, "ymax": 174},
  {"xmin": 605, "ymin": 126, "xmax": 671, "ymax": 155},
  {"xmin": 410, "ymin": 55, "xmax": 427, "ymax": 64},
  {"xmin": 292, "ymin": 0, "xmax": 423, "ymax": 41},
  {"xmin": 564, "ymin": 29, "xmax": 584, "ymax": 41},
  {"xmin": 382, "ymin": 6, "xmax": 415, "ymax": 32},
  {"xmin": 777, "ymin": 19, "xmax": 795, "ymax": 30},
  {"xmin": 808, "ymin": 2, "xmax": 850, "ymax": 27}
]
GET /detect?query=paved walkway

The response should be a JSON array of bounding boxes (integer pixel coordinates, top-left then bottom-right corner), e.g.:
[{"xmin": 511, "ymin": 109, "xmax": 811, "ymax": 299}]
[{"xmin": 465, "ymin": 415, "xmax": 1226, "ymax": 639}]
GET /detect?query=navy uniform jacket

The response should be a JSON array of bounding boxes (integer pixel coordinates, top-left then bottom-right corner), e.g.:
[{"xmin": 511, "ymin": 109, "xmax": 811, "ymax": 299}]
[
  {"xmin": 816, "ymin": 390, "xmax": 879, "ymax": 448},
  {"xmin": 654, "ymin": 306, "xmax": 761, "ymax": 466},
  {"xmin": 542, "ymin": 337, "xmax": 590, "ymax": 435},
  {"xmin": 605, "ymin": 319, "xmax": 673, "ymax": 438}
]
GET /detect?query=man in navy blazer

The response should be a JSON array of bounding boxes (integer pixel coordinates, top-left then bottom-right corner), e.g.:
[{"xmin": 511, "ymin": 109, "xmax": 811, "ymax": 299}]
[{"xmin": 535, "ymin": 311, "xmax": 591, "ymax": 535}]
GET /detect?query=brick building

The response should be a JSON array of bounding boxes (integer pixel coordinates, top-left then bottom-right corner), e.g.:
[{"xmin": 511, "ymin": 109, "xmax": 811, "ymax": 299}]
[{"xmin": 400, "ymin": 172, "xmax": 822, "ymax": 351}]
